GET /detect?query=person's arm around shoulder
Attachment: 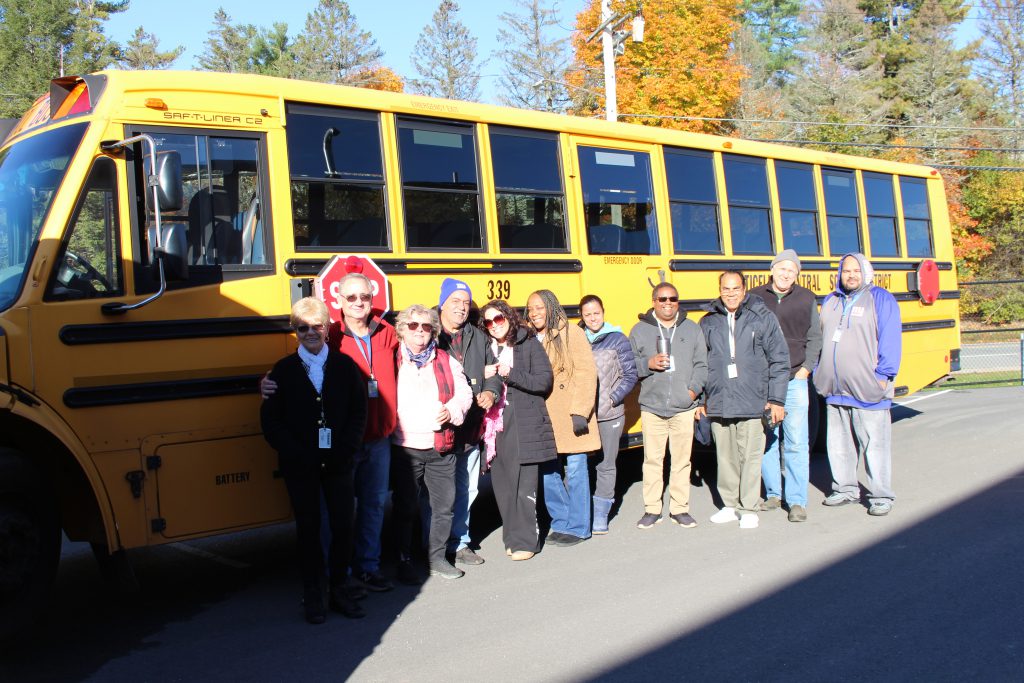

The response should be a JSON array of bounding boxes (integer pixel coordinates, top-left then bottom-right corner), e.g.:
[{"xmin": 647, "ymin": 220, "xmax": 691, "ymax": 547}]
[
  {"xmin": 444, "ymin": 355, "xmax": 474, "ymax": 426},
  {"xmin": 335, "ymin": 353, "xmax": 368, "ymax": 454},
  {"xmin": 873, "ymin": 288, "xmax": 902, "ymax": 384},
  {"xmin": 260, "ymin": 360, "xmax": 299, "ymax": 455}
]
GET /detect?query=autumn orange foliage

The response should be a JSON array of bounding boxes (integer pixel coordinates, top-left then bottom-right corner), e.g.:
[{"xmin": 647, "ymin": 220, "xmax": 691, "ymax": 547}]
[
  {"xmin": 353, "ymin": 66, "xmax": 405, "ymax": 93},
  {"xmin": 567, "ymin": 0, "xmax": 744, "ymax": 133}
]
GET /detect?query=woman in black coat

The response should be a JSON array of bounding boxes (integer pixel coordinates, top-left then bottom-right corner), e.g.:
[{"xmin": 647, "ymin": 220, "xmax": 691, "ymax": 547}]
[
  {"xmin": 261, "ymin": 297, "xmax": 368, "ymax": 624},
  {"xmin": 478, "ymin": 300, "xmax": 556, "ymax": 560}
]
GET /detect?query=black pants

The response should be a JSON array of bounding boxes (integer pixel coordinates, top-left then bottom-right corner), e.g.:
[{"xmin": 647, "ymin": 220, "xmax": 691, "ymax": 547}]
[
  {"xmin": 392, "ymin": 446, "xmax": 456, "ymax": 564},
  {"xmin": 283, "ymin": 462, "xmax": 354, "ymax": 593},
  {"xmin": 492, "ymin": 452, "xmax": 539, "ymax": 553}
]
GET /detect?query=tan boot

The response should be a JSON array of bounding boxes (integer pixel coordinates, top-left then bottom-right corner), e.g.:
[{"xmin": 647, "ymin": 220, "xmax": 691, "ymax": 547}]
[{"xmin": 510, "ymin": 550, "xmax": 535, "ymax": 561}]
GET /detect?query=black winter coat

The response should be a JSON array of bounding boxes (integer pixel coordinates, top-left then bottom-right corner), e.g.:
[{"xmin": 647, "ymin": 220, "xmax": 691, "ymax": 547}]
[
  {"xmin": 439, "ymin": 321, "xmax": 503, "ymax": 448},
  {"xmin": 496, "ymin": 327, "xmax": 557, "ymax": 466},
  {"xmin": 699, "ymin": 294, "xmax": 790, "ymax": 419},
  {"xmin": 260, "ymin": 349, "xmax": 368, "ymax": 477}
]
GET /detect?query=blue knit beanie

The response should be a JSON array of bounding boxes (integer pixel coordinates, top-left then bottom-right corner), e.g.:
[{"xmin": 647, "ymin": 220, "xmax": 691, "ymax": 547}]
[{"xmin": 439, "ymin": 278, "xmax": 472, "ymax": 307}]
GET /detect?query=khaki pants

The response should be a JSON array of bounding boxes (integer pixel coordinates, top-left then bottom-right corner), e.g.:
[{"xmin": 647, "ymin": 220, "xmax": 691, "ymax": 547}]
[
  {"xmin": 640, "ymin": 409, "xmax": 696, "ymax": 515},
  {"xmin": 711, "ymin": 417, "xmax": 766, "ymax": 514}
]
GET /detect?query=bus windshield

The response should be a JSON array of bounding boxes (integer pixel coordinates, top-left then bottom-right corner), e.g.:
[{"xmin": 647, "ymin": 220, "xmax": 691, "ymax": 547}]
[{"xmin": 0, "ymin": 122, "xmax": 88, "ymax": 311}]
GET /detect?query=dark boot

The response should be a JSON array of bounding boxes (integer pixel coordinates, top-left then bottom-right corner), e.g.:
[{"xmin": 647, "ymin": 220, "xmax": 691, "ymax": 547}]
[
  {"xmin": 303, "ymin": 584, "xmax": 326, "ymax": 625},
  {"xmin": 329, "ymin": 584, "xmax": 366, "ymax": 619},
  {"xmin": 592, "ymin": 496, "xmax": 614, "ymax": 535}
]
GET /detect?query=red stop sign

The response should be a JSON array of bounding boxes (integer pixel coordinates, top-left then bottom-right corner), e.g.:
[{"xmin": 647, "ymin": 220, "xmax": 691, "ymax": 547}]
[
  {"xmin": 315, "ymin": 254, "xmax": 390, "ymax": 324},
  {"xmin": 915, "ymin": 259, "xmax": 940, "ymax": 305}
]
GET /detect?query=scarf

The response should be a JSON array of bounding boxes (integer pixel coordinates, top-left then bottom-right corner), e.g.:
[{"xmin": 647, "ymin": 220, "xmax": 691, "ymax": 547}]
[
  {"xmin": 481, "ymin": 341, "xmax": 514, "ymax": 466},
  {"xmin": 406, "ymin": 340, "xmax": 437, "ymax": 369},
  {"xmin": 297, "ymin": 343, "xmax": 328, "ymax": 393}
]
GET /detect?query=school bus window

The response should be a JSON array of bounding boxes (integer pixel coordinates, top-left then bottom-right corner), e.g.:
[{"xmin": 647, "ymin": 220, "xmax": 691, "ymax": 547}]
[
  {"xmin": 775, "ymin": 161, "xmax": 821, "ymax": 256},
  {"xmin": 822, "ymin": 168, "xmax": 861, "ymax": 255},
  {"xmin": 723, "ymin": 154, "xmax": 773, "ymax": 255},
  {"xmin": 490, "ymin": 128, "xmax": 567, "ymax": 252},
  {"xmin": 664, "ymin": 148, "xmax": 721, "ymax": 254},
  {"xmin": 901, "ymin": 176, "xmax": 934, "ymax": 257},
  {"xmin": 398, "ymin": 118, "xmax": 483, "ymax": 251},
  {"xmin": 140, "ymin": 132, "xmax": 267, "ymax": 269},
  {"xmin": 46, "ymin": 157, "xmax": 122, "ymax": 301},
  {"xmin": 579, "ymin": 146, "xmax": 659, "ymax": 255},
  {"xmin": 286, "ymin": 104, "xmax": 388, "ymax": 251},
  {"xmin": 864, "ymin": 172, "xmax": 899, "ymax": 257}
]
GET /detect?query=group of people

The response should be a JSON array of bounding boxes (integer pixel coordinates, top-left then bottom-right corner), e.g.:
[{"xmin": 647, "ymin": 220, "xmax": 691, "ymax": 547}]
[{"xmin": 260, "ymin": 250, "xmax": 902, "ymax": 624}]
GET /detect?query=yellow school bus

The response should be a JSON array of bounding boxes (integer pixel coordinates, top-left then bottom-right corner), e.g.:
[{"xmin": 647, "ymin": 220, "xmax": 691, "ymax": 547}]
[{"xmin": 0, "ymin": 71, "xmax": 959, "ymax": 632}]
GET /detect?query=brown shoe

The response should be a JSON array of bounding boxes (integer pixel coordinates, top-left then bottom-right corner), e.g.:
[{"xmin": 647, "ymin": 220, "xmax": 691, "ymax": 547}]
[
  {"xmin": 760, "ymin": 497, "xmax": 782, "ymax": 511},
  {"xmin": 510, "ymin": 550, "xmax": 535, "ymax": 561},
  {"xmin": 788, "ymin": 505, "xmax": 807, "ymax": 522}
]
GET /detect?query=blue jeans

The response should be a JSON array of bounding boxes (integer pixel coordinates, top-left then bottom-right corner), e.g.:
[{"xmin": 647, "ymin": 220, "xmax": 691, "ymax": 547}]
[
  {"xmin": 352, "ymin": 437, "xmax": 390, "ymax": 573},
  {"xmin": 542, "ymin": 453, "xmax": 591, "ymax": 539},
  {"xmin": 762, "ymin": 377, "xmax": 810, "ymax": 507},
  {"xmin": 450, "ymin": 445, "xmax": 480, "ymax": 552}
]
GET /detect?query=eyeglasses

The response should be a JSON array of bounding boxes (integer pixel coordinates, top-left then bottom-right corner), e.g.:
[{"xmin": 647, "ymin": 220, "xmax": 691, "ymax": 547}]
[
  {"xmin": 295, "ymin": 323, "xmax": 325, "ymax": 334},
  {"xmin": 406, "ymin": 321, "xmax": 434, "ymax": 334},
  {"xmin": 342, "ymin": 293, "xmax": 372, "ymax": 303},
  {"xmin": 655, "ymin": 296, "xmax": 679, "ymax": 303},
  {"xmin": 483, "ymin": 314, "xmax": 507, "ymax": 329}
]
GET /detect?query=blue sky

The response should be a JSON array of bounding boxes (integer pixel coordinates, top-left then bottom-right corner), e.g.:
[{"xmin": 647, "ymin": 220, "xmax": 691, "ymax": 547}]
[{"xmin": 104, "ymin": 0, "xmax": 589, "ymax": 103}]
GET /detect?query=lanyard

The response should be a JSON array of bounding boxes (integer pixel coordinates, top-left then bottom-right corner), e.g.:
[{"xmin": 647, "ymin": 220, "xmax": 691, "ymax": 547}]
[
  {"xmin": 839, "ymin": 290, "xmax": 864, "ymax": 330},
  {"xmin": 657, "ymin": 316, "xmax": 677, "ymax": 345},
  {"xmin": 353, "ymin": 333, "xmax": 374, "ymax": 379},
  {"xmin": 727, "ymin": 311, "xmax": 736, "ymax": 361}
]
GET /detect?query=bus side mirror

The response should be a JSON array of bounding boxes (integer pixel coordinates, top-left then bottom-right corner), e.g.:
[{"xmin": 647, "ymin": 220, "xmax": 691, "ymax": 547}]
[
  {"xmin": 155, "ymin": 151, "xmax": 183, "ymax": 211},
  {"xmin": 156, "ymin": 223, "xmax": 188, "ymax": 281}
]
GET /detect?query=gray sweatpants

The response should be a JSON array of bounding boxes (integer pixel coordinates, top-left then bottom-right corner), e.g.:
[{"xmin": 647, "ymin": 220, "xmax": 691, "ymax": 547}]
[{"xmin": 826, "ymin": 404, "xmax": 894, "ymax": 503}]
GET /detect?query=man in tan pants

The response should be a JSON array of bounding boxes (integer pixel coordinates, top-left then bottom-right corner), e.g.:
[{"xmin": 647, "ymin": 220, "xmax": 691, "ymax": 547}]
[{"xmin": 629, "ymin": 283, "xmax": 708, "ymax": 529}]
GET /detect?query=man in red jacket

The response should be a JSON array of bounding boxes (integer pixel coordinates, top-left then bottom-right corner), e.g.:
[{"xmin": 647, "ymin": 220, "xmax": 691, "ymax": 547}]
[{"xmin": 263, "ymin": 273, "xmax": 399, "ymax": 590}]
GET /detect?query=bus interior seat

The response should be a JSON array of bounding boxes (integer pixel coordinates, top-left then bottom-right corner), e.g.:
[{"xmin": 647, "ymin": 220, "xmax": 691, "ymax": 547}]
[
  {"xmin": 240, "ymin": 195, "xmax": 261, "ymax": 264},
  {"xmin": 188, "ymin": 187, "xmax": 237, "ymax": 265},
  {"xmin": 622, "ymin": 229, "xmax": 651, "ymax": 254},
  {"xmin": 588, "ymin": 224, "xmax": 622, "ymax": 254}
]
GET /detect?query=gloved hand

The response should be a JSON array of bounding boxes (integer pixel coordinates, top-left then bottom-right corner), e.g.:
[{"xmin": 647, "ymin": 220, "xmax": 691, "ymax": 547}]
[{"xmin": 571, "ymin": 414, "xmax": 589, "ymax": 436}]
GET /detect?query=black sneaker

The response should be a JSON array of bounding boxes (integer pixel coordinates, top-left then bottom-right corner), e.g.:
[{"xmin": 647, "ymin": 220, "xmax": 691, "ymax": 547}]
[
  {"xmin": 329, "ymin": 591, "xmax": 366, "ymax": 619},
  {"xmin": 428, "ymin": 560, "xmax": 465, "ymax": 580},
  {"xmin": 355, "ymin": 570, "xmax": 394, "ymax": 592},
  {"xmin": 669, "ymin": 512, "xmax": 697, "ymax": 528},
  {"xmin": 396, "ymin": 559, "xmax": 424, "ymax": 586},
  {"xmin": 636, "ymin": 513, "xmax": 663, "ymax": 529},
  {"xmin": 454, "ymin": 548, "xmax": 485, "ymax": 565},
  {"xmin": 302, "ymin": 588, "xmax": 326, "ymax": 625},
  {"xmin": 547, "ymin": 532, "xmax": 585, "ymax": 547}
]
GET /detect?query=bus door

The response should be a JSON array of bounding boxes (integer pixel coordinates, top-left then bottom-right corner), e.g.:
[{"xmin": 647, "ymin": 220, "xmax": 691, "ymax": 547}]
[
  {"xmin": 568, "ymin": 138, "xmax": 667, "ymax": 332},
  {"xmin": 29, "ymin": 128, "xmax": 292, "ymax": 547}
]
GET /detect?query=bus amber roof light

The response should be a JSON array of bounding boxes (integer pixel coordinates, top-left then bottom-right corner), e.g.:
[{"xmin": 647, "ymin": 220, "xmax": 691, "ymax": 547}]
[
  {"xmin": 145, "ymin": 98, "xmax": 167, "ymax": 111},
  {"xmin": 723, "ymin": 141, "xmax": 733, "ymax": 149}
]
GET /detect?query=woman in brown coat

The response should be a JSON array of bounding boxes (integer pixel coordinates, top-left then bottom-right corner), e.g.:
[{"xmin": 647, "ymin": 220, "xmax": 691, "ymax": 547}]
[{"xmin": 526, "ymin": 289, "xmax": 600, "ymax": 545}]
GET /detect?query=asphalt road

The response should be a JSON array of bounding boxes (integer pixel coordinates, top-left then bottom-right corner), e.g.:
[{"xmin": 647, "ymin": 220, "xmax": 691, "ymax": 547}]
[{"xmin": 3, "ymin": 387, "xmax": 1023, "ymax": 682}]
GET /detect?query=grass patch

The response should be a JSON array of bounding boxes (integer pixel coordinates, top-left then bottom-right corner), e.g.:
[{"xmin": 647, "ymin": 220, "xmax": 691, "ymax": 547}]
[{"xmin": 929, "ymin": 370, "xmax": 1022, "ymax": 390}]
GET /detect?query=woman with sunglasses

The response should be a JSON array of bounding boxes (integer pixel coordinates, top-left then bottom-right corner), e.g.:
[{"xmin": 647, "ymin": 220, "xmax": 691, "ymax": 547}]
[
  {"xmin": 579, "ymin": 294, "xmax": 638, "ymax": 534},
  {"xmin": 261, "ymin": 297, "xmax": 368, "ymax": 624},
  {"xmin": 526, "ymin": 289, "xmax": 601, "ymax": 547},
  {"xmin": 391, "ymin": 304, "xmax": 473, "ymax": 580},
  {"xmin": 478, "ymin": 300, "xmax": 556, "ymax": 560}
]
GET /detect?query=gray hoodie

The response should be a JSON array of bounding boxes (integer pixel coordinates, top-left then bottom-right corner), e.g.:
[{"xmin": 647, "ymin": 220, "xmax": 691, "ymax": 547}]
[{"xmin": 629, "ymin": 310, "xmax": 708, "ymax": 418}]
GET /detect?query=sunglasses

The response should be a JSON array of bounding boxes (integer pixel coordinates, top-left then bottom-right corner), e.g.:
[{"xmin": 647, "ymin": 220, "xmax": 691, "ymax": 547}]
[
  {"xmin": 406, "ymin": 321, "xmax": 434, "ymax": 334},
  {"xmin": 343, "ymin": 293, "xmax": 372, "ymax": 303},
  {"xmin": 655, "ymin": 296, "xmax": 679, "ymax": 303},
  {"xmin": 295, "ymin": 323, "xmax": 325, "ymax": 334},
  {"xmin": 483, "ymin": 314, "xmax": 507, "ymax": 329}
]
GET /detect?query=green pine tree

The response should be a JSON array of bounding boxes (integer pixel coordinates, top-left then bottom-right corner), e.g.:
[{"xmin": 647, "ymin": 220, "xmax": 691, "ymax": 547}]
[
  {"xmin": 494, "ymin": 0, "xmax": 570, "ymax": 112},
  {"xmin": 410, "ymin": 0, "xmax": 482, "ymax": 101},
  {"xmin": 287, "ymin": 0, "xmax": 384, "ymax": 84},
  {"xmin": 116, "ymin": 27, "xmax": 185, "ymax": 70}
]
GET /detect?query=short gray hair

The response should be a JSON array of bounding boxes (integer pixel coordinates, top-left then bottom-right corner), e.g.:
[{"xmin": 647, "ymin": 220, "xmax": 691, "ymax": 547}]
[{"xmin": 395, "ymin": 304, "xmax": 440, "ymax": 342}]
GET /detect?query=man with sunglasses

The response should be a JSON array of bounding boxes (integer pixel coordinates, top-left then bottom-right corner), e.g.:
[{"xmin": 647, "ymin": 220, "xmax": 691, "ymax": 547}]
[
  {"xmin": 262, "ymin": 272, "xmax": 400, "ymax": 590},
  {"xmin": 628, "ymin": 283, "xmax": 708, "ymax": 530},
  {"xmin": 434, "ymin": 278, "xmax": 503, "ymax": 566}
]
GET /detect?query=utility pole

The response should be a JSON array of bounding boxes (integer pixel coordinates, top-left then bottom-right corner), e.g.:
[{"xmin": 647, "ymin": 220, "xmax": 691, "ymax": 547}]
[{"xmin": 601, "ymin": 0, "xmax": 617, "ymax": 122}]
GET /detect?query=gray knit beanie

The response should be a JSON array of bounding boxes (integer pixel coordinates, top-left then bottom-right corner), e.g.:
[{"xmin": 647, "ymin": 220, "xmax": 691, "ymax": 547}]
[{"xmin": 771, "ymin": 249, "xmax": 801, "ymax": 271}]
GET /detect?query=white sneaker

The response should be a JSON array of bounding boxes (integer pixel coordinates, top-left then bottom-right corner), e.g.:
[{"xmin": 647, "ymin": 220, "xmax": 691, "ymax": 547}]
[
  {"xmin": 710, "ymin": 507, "xmax": 739, "ymax": 524},
  {"xmin": 739, "ymin": 513, "xmax": 759, "ymax": 529}
]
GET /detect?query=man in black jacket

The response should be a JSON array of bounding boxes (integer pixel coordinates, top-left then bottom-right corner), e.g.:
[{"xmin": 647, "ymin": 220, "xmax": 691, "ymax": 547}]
[
  {"xmin": 750, "ymin": 250, "xmax": 822, "ymax": 523},
  {"xmin": 697, "ymin": 271, "xmax": 789, "ymax": 530},
  {"xmin": 435, "ymin": 278, "xmax": 503, "ymax": 565}
]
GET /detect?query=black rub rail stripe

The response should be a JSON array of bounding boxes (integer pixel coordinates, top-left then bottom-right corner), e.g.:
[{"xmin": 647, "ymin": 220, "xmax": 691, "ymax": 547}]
[
  {"xmin": 668, "ymin": 260, "xmax": 953, "ymax": 272},
  {"xmin": 60, "ymin": 316, "xmax": 292, "ymax": 346},
  {"xmin": 902, "ymin": 319, "xmax": 956, "ymax": 332},
  {"xmin": 892, "ymin": 291, "xmax": 961, "ymax": 301},
  {"xmin": 64, "ymin": 374, "xmax": 261, "ymax": 408},
  {"xmin": 285, "ymin": 258, "xmax": 583, "ymax": 276}
]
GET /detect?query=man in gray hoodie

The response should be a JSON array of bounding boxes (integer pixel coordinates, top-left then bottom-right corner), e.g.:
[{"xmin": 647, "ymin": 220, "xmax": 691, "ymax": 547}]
[{"xmin": 629, "ymin": 282, "xmax": 708, "ymax": 530}]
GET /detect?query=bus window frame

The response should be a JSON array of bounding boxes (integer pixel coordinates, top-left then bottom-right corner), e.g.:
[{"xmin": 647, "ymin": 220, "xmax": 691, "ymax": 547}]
[
  {"xmin": 664, "ymin": 147, "xmax": 723, "ymax": 256},
  {"xmin": 863, "ymin": 171, "xmax": 900, "ymax": 258},
  {"xmin": 126, "ymin": 124, "xmax": 275, "ymax": 294},
  {"xmin": 396, "ymin": 116, "xmax": 487, "ymax": 254},
  {"xmin": 722, "ymin": 153, "xmax": 775, "ymax": 256},
  {"xmin": 821, "ymin": 166, "xmax": 862, "ymax": 257},
  {"xmin": 899, "ymin": 175, "xmax": 935, "ymax": 258},
  {"xmin": 774, "ymin": 159, "xmax": 822, "ymax": 257},
  {"xmin": 285, "ymin": 103, "xmax": 392, "ymax": 254}
]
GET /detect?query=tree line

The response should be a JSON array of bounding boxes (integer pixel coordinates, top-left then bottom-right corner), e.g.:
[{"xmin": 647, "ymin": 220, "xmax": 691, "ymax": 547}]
[{"xmin": 1, "ymin": 0, "xmax": 1022, "ymax": 320}]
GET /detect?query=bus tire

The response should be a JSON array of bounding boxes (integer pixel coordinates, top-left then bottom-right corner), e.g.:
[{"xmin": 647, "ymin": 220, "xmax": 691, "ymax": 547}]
[{"xmin": 0, "ymin": 448, "xmax": 61, "ymax": 642}]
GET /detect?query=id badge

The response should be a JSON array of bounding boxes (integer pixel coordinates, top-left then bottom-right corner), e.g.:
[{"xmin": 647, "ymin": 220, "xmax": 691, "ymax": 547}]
[
  {"xmin": 319, "ymin": 428, "xmax": 332, "ymax": 449},
  {"xmin": 832, "ymin": 330, "xmax": 843, "ymax": 343},
  {"xmin": 727, "ymin": 363, "xmax": 738, "ymax": 379},
  {"xmin": 367, "ymin": 379, "xmax": 379, "ymax": 398}
]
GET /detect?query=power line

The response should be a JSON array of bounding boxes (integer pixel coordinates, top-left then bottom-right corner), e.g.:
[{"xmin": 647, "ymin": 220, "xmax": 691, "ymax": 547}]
[
  {"xmin": 616, "ymin": 112, "xmax": 1023, "ymax": 133},
  {"xmin": 745, "ymin": 137, "xmax": 1024, "ymax": 154}
]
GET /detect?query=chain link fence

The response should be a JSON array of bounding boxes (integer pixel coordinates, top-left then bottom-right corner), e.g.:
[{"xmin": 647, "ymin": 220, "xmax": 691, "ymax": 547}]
[{"xmin": 946, "ymin": 280, "xmax": 1024, "ymax": 389}]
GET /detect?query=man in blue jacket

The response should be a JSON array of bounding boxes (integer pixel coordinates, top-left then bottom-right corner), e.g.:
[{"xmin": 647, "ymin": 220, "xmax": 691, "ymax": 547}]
[{"xmin": 813, "ymin": 253, "xmax": 901, "ymax": 516}]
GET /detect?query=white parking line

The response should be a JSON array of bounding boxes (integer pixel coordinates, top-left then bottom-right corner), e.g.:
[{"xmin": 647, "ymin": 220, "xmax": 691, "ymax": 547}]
[
  {"xmin": 170, "ymin": 542, "xmax": 250, "ymax": 569},
  {"xmin": 897, "ymin": 389, "xmax": 952, "ymax": 406}
]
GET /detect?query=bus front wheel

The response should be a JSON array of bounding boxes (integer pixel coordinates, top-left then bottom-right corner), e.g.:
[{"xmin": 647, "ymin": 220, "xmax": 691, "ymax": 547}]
[{"xmin": 0, "ymin": 449, "xmax": 61, "ymax": 642}]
